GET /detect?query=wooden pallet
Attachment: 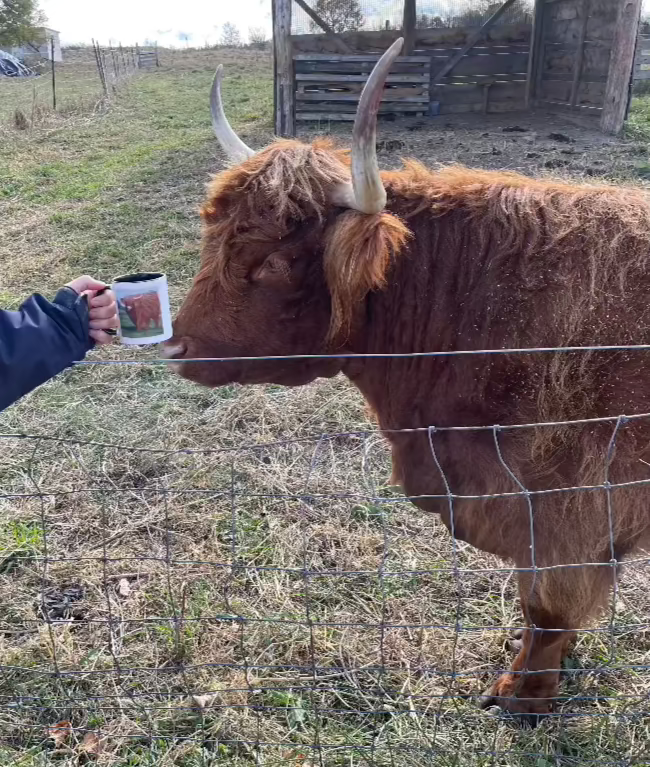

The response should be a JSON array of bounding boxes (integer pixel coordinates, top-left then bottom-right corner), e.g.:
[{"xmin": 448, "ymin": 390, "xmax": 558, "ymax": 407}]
[
  {"xmin": 294, "ymin": 53, "xmax": 430, "ymax": 122},
  {"xmin": 137, "ymin": 51, "xmax": 157, "ymax": 69},
  {"xmin": 634, "ymin": 33, "xmax": 650, "ymax": 80}
]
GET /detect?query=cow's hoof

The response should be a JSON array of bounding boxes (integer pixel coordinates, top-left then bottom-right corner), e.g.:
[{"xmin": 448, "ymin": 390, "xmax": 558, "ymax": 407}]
[
  {"xmin": 478, "ymin": 673, "xmax": 554, "ymax": 727},
  {"xmin": 506, "ymin": 628, "xmax": 525, "ymax": 654},
  {"xmin": 478, "ymin": 692, "xmax": 498, "ymax": 710},
  {"xmin": 478, "ymin": 691, "xmax": 545, "ymax": 727},
  {"xmin": 483, "ymin": 704, "xmax": 502, "ymax": 717}
]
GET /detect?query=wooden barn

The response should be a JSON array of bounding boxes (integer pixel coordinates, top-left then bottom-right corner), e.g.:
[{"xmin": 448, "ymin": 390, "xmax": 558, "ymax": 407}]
[{"xmin": 271, "ymin": 0, "xmax": 643, "ymax": 137}]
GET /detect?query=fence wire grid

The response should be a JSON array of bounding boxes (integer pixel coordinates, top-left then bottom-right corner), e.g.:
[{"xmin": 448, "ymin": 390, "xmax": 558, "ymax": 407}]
[
  {"xmin": 1, "ymin": 345, "xmax": 650, "ymax": 766},
  {"xmin": 0, "ymin": 45, "xmax": 140, "ymax": 130}
]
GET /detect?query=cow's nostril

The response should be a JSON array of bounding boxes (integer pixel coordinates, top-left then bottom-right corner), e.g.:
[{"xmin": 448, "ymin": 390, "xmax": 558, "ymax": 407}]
[{"xmin": 161, "ymin": 340, "xmax": 187, "ymax": 359}]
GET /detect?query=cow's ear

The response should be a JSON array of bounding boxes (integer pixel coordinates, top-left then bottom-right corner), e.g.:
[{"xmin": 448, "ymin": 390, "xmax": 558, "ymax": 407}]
[
  {"xmin": 253, "ymin": 252, "xmax": 292, "ymax": 283},
  {"xmin": 324, "ymin": 211, "xmax": 410, "ymax": 342}
]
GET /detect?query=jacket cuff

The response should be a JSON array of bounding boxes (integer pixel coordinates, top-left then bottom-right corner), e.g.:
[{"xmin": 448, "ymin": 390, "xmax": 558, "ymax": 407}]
[
  {"xmin": 53, "ymin": 286, "xmax": 81, "ymax": 310},
  {"xmin": 53, "ymin": 287, "xmax": 93, "ymax": 349}
]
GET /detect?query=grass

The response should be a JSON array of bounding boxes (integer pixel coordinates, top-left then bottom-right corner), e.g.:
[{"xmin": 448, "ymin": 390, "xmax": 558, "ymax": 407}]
[{"xmin": 2, "ymin": 46, "xmax": 650, "ymax": 766}]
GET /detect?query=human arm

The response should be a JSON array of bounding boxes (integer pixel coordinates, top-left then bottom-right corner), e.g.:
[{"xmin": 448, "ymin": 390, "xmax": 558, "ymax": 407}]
[{"xmin": 0, "ymin": 277, "xmax": 118, "ymax": 411}]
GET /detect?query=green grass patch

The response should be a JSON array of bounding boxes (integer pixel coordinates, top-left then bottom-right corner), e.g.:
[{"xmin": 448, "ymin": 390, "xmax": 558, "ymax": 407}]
[{"xmin": 0, "ymin": 521, "xmax": 43, "ymax": 574}]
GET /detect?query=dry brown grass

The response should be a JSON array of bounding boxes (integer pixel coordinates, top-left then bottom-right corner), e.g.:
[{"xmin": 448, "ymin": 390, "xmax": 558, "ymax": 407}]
[{"xmin": 2, "ymin": 47, "xmax": 650, "ymax": 766}]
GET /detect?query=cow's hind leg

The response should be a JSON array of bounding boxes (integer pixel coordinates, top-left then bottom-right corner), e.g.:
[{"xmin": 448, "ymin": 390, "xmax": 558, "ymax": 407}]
[{"xmin": 480, "ymin": 564, "xmax": 613, "ymax": 723}]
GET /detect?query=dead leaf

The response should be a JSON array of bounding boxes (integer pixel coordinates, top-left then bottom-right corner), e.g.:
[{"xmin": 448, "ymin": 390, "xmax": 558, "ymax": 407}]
[
  {"xmin": 191, "ymin": 693, "xmax": 217, "ymax": 710},
  {"xmin": 116, "ymin": 578, "xmax": 131, "ymax": 597},
  {"xmin": 48, "ymin": 720, "xmax": 71, "ymax": 747},
  {"xmin": 80, "ymin": 732, "xmax": 101, "ymax": 755}
]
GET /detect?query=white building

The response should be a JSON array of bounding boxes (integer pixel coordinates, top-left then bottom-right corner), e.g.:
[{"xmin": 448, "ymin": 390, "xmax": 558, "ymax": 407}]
[{"xmin": 11, "ymin": 28, "xmax": 62, "ymax": 63}]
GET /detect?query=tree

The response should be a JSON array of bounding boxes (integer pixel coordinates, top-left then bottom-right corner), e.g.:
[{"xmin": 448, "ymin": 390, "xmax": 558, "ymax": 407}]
[
  {"xmin": 451, "ymin": 0, "xmax": 531, "ymax": 27},
  {"xmin": 221, "ymin": 21, "xmax": 242, "ymax": 47},
  {"xmin": 248, "ymin": 26, "xmax": 268, "ymax": 49},
  {"xmin": 416, "ymin": 13, "xmax": 446, "ymax": 29},
  {"xmin": 0, "ymin": 0, "xmax": 45, "ymax": 47},
  {"xmin": 309, "ymin": 0, "xmax": 364, "ymax": 34}
]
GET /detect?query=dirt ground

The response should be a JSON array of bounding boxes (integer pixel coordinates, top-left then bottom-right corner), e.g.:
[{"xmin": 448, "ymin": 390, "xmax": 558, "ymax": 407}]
[{"xmin": 299, "ymin": 108, "xmax": 649, "ymax": 182}]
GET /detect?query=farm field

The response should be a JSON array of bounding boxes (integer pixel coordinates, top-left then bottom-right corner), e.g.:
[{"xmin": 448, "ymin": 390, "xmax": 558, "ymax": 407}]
[{"xmin": 2, "ymin": 47, "xmax": 650, "ymax": 766}]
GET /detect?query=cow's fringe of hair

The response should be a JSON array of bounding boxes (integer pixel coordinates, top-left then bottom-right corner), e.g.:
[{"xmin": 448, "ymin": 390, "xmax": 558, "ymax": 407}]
[
  {"xmin": 200, "ymin": 139, "xmax": 353, "ymax": 297},
  {"xmin": 200, "ymin": 139, "xmax": 414, "ymax": 340},
  {"xmin": 324, "ymin": 210, "xmax": 411, "ymax": 342},
  {"xmin": 201, "ymin": 139, "xmax": 350, "ymax": 229}
]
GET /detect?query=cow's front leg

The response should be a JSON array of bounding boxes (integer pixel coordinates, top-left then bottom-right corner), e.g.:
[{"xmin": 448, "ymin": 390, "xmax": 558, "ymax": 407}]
[{"xmin": 479, "ymin": 565, "xmax": 611, "ymax": 724}]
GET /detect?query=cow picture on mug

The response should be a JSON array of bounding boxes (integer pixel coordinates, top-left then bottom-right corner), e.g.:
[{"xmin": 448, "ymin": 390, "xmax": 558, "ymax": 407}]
[{"xmin": 118, "ymin": 293, "xmax": 163, "ymax": 337}]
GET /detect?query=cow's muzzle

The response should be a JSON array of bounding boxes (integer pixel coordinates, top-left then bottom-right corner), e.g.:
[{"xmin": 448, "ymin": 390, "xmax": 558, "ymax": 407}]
[
  {"xmin": 161, "ymin": 340, "xmax": 187, "ymax": 372},
  {"xmin": 161, "ymin": 340, "xmax": 187, "ymax": 359}
]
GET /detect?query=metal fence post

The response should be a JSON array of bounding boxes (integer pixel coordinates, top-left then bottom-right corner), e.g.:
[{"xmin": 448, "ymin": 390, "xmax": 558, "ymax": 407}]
[{"xmin": 50, "ymin": 38, "xmax": 56, "ymax": 110}]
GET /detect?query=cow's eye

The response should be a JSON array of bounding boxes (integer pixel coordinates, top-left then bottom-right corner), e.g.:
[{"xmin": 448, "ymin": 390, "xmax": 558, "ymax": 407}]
[{"xmin": 255, "ymin": 253, "xmax": 291, "ymax": 282}]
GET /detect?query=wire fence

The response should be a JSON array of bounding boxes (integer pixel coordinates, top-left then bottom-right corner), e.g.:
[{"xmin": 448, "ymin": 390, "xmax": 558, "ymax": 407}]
[
  {"xmin": 291, "ymin": 0, "xmax": 534, "ymax": 35},
  {"xmin": 1, "ymin": 345, "xmax": 650, "ymax": 765},
  {"xmin": 0, "ymin": 45, "xmax": 141, "ymax": 130}
]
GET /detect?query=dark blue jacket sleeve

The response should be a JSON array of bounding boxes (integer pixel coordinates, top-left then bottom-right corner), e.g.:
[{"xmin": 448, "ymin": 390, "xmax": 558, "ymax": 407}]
[{"xmin": 0, "ymin": 288, "xmax": 93, "ymax": 412}]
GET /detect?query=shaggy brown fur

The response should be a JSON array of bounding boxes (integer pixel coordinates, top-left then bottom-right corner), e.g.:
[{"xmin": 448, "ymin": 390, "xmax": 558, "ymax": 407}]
[{"xmin": 168, "ymin": 138, "xmax": 650, "ymax": 720}]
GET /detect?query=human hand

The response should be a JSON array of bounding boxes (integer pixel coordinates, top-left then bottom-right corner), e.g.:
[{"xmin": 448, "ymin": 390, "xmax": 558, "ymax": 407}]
[{"xmin": 65, "ymin": 275, "xmax": 119, "ymax": 345}]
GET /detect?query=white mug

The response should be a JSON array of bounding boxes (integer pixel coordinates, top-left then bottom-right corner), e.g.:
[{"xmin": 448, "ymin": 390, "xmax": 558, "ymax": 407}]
[{"xmin": 111, "ymin": 272, "xmax": 173, "ymax": 346}]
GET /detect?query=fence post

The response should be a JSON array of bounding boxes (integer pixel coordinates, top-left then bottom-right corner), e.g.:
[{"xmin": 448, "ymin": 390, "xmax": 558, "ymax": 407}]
[
  {"xmin": 92, "ymin": 39, "xmax": 108, "ymax": 96},
  {"xmin": 155, "ymin": 42, "xmax": 160, "ymax": 67},
  {"xmin": 101, "ymin": 44, "xmax": 108, "ymax": 94},
  {"xmin": 50, "ymin": 37, "xmax": 56, "ymax": 110},
  {"xmin": 402, "ymin": 0, "xmax": 416, "ymax": 55},
  {"xmin": 102, "ymin": 49, "xmax": 114, "ymax": 92},
  {"xmin": 601, "ymin": 0, "xmax": 643, "ymax": 135},
  {"xmin": 135, "ymin": 43, "xmax": 140, "ymax": 69},
  {"xmin": 31, "ymin": 81, "xmax": 37, "ymax": 126},
  {"xmin": 272, "ymin": 0, "xmax": 295, "ymax": 137},
  {"xmin": 110, "ymin": 45, "xmax": 119, "ymax": 79}
]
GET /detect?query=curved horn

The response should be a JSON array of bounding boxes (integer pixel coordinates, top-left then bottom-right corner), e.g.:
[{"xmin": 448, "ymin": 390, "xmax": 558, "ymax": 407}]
[
  {"xmin": 331, "ymin": 37, "xmax": 404, "ymax": 214},
  {"xmin": 210, "ymin": 65, "xmax": 255, "ymax": 163}
]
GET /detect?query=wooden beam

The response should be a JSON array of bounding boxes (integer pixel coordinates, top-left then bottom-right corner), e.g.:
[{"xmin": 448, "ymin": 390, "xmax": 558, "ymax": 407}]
[
  {"xmin": 482, "ymin": 81, "xmax": 494, "ymax": 113},
  {"xmin": 402, "ymin": 0, "xmax": 417, "ymax": 56},
  {"xmin": 295, "ymin": 73, "xmax": 428, "ymax": 82},
  {"xmin": 601, "ymin": 0, "xmax": 643, "ymax": 135},
  {"xmin": 533, "ymin": 0, "xmax": 548, "ymax": 104},
  {"xmin": 525, "ymin": 0, "xmax": 545, "ymax": 107},
  {"xmin": 430, "ymin": 0, "xmax": 518, "ymax": 86},
  {"xmin": 569, "ymin": 0, "xmax": 590, "ymax": 107},
  {"xmin": 291, "ymin": 0, "xmax": 352, "ymax": 54},
  {"xmin": 293, "ymin": 53, "xmax": 429, "ymax": 62},
  {"xmin": 291, "ymin": 24, "xmax": 531, "ymax": 54},
  {"xmin": 273, "ymin": 0, "xmax": 295, "ymax": 136}
]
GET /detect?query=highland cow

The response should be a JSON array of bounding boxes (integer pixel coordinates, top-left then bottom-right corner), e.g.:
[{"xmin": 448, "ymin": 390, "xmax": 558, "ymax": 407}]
[{"xmin": 163, "ymin": 39, "xmax": 650, "ymax": 719}]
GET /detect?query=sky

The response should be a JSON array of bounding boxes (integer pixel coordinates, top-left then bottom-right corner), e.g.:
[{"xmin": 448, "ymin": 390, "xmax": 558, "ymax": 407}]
[
  {"xmin": 38, "ymin": 0, "xmax": 650, "ymax": 47},
  {"xmin": 40, "ymin": 0, "xmax": 273, "ymax": 47}
]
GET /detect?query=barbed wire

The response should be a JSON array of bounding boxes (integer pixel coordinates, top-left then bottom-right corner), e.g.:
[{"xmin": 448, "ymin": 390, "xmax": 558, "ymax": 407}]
[{"xmin": 70, "ymin": 341, "xmax": 650, "ymax": 364}]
